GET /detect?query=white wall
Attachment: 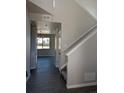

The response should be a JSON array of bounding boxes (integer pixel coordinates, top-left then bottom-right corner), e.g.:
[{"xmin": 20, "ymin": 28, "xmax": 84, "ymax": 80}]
[
  {"xmin": 53, "ymin": 0, "xmax": 96, "ymax": 50},
  {"xmin": 53, "ymin": 0, "xmax": 96, "ymax": 68},
  {"xmin": 75, "ymin": 0, "xmax": 97, "ymax": 19},
  {"xmin": 29, "ymin": 0, "xmax": 54, "ymax": 14},
  {"xmin": 67, "ymin": 29, "xmax": 97, "ymax": 88},
  {"xmin": 26, "ymin": 8, "xmax": 31, "ymax": 78}
]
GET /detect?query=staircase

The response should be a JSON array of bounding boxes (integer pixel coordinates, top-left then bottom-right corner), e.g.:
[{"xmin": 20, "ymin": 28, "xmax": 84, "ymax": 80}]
[
  {"xmin": 60, "ymin": 25, "xmax": 97, "ymax": 71},
  {"xmin": 60, "ymin": 25, "xmax": 97, "ymax": 88}
]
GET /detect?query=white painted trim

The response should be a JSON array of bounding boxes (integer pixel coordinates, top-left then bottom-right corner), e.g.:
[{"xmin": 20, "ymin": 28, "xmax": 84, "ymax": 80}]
[
  {"xmin": 66, "ymin": 82, "xmax": 97, "ymax": 89},
  {"xmin": 66, "ymin": 30, "xmax": 97, "ymax": 56},
  {"xmin": 26, "ymin": 73, "xmax": 31, "ymax": 82},
  {"xmin": 63, "ymin": 25, "xmax": 97, "ymax": 52},
  {"xmin": 60, "ymin": 63, "xmax": 67, "ymax": 70},
  {"xmin": 55, "ymin": 63, "xmax": 59, "ymax": 68}
]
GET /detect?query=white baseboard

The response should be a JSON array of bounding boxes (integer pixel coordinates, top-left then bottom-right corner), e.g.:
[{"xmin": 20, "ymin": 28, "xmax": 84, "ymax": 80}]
[{"xmin": 66, "ymin": 82, "xmax": 97, "ymax": 89}]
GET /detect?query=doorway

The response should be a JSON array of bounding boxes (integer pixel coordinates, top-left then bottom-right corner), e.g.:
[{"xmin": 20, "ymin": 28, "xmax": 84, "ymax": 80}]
[
  {"xmin": 36, "ymin": 21, "xmax": 61, "ymax": 58},
  {"xmin": 37, "ymin": 34, "xmax": 56, "ymax": 57}
]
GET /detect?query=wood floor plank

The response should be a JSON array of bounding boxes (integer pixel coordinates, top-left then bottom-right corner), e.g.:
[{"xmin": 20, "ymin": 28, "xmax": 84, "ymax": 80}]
[{"xmin": 26, "ymin": 56, "xmax": 97, "ymax": 93}]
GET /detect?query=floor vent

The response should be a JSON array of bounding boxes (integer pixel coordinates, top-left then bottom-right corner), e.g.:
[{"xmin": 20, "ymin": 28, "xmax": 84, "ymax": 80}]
[{"xmin": 84, "ymin": 72, "xmax": 96, "ymax": 81}]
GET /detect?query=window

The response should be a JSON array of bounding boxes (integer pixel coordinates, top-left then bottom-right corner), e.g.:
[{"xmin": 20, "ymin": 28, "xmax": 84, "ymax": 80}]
[{"xmin": 37, "ymin": 37, "xmax": 50, "ymax": 49}]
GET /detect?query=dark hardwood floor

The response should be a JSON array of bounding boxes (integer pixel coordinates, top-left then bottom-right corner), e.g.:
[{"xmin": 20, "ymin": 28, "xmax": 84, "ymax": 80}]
[{"xmin": 26, "ymin": 56, "xmax": 97, "ymax": 93}]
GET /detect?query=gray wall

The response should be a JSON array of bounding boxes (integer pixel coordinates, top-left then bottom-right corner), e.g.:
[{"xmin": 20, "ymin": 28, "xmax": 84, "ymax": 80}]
[
  {"xmin": 29, "ymin": 0, "xmax": 53, "ymax": 14},
  {"xmin": 53, "ymin": 0, "xmax": 96, "ymax": 50},
  {"xmin": 67, "ymin": 29, "xmax": 97, "ymax": 88},
  {"xmin": 30, "ymin": 21, "xmax": 37, "ymax": 69},
  {"xmin": 75, "ymin": 0, "xmax": 97, "ymax": 19},
  {"xmin": 37, "ymin": 34, "xmax": 56, "ymax": 56},
  {"xmin": 26, "ymin": 8, "xmax": 31, "ymax": 78},
  {"xmin": 29, "ymin": 0, "xmax": 96, "ymax": 50},
  {"xmin": 53, "ymin": 0, "xmax": 96, "ymax": 69}
]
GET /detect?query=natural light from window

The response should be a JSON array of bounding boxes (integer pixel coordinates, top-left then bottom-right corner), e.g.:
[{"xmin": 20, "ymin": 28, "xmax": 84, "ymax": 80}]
[{"xmin": 37, "ymin": 37, "xmax": 50, "ymax": 49}]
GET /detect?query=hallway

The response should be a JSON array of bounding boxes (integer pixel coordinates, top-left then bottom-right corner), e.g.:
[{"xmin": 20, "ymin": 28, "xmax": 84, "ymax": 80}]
[{"xmin": 26, "ymin": 56, "xmax": 97, "ymax": 93}]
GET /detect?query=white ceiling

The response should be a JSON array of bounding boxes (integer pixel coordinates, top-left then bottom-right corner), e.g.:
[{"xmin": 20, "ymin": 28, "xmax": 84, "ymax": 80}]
[{"xmin": 36, "ymin": 21, "xmax": 61, "ymax": 34}]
